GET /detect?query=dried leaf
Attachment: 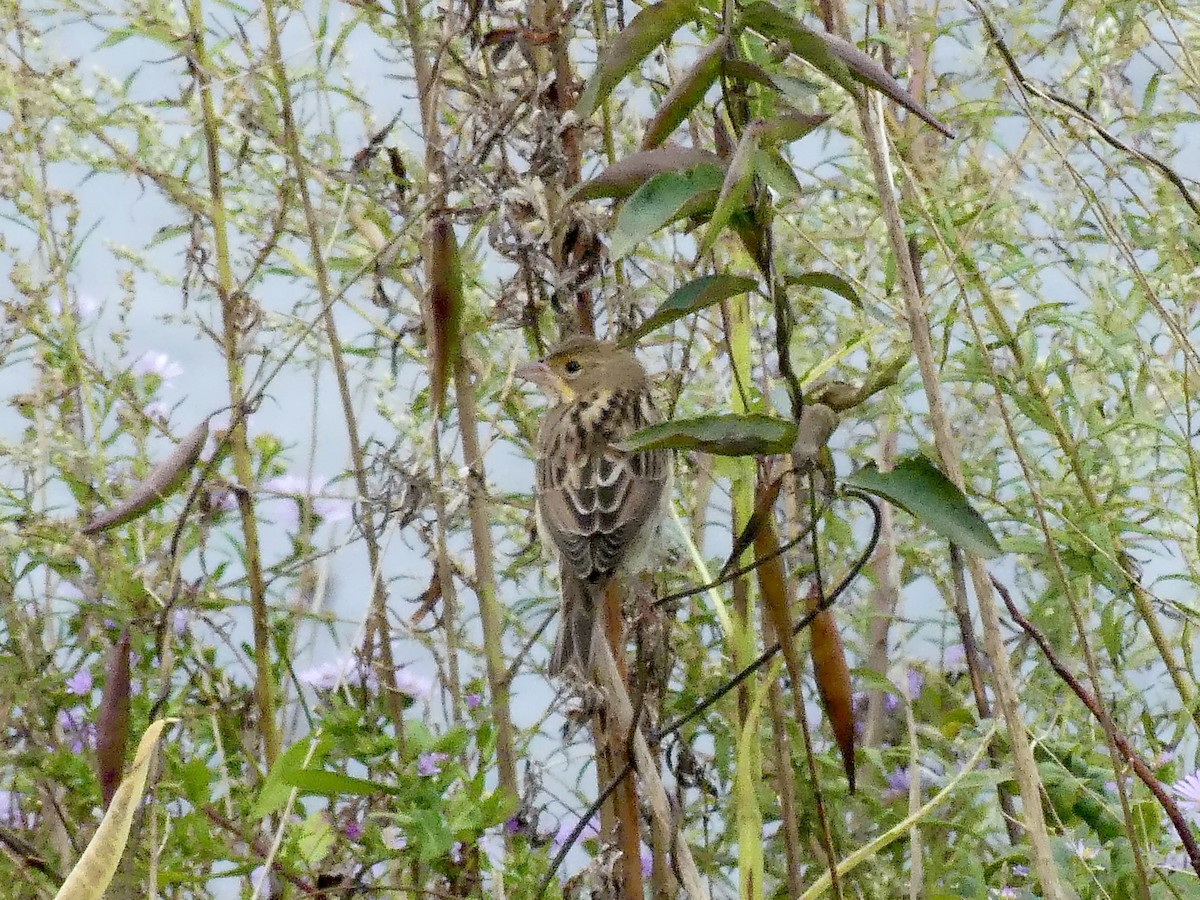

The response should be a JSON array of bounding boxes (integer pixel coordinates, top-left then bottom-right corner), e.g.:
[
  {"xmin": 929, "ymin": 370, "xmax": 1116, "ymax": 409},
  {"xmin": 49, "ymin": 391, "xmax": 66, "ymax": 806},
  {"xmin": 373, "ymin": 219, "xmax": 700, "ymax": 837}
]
[
  {"xmin": 426, "ymin": 215, "xmax": 465, "ymax": 416},
  {"xmin": 82, "ymin": 417, "xmax": 211, "ymax": 535},
  {"xmin": 641, "ymin": 37, "xmax": 727, "ymax": 149},
  {"xmin": 805, "ymin": 586, "xmax": 856, "ymax": 791},
  {"xmin": 54, "ymin": 719, "xmax": 176, "ymax": 900},
  {"xmin": 575, "ymin": 0, "xmax": 699, "ymax": 120},
  {"xmin": 95, "ymin": 629, "xmax": 131, "ymax": 808},
  {"xmin": 741, "ymin": 2, "xmax": 953, "ymax": 138}
]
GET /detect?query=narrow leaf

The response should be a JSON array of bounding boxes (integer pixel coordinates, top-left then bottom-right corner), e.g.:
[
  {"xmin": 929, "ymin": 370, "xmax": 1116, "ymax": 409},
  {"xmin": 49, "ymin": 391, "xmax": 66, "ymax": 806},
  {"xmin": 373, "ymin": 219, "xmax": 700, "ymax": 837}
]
[
  {"xmin": 610, "ymin": 164, "xmax": 725, "ymax": 259},
  {"xmin": 54, "ymin": 719, "xmax": 175, "ymax": 900},
  {"xmin": 805, "ymin": 585, "xmax": 856, "ymax": 791},
  {"xmin": 622, "ymin": 274, "xmax": 757, "ymax": 344},
  {"xmin": 425, "ymin": 215, "xmax": 464, "ymax": 416},
  {"xmin": 572, "ymin": 145, "xmax": 723, "ymax": 201},
  {"xmin": 641, "ymin": 36, "xmax": 727, "ymax": 149},
  {"xmin": 252, "ymin": 737, "xmax": 333, "ymax": 818},
  {"xmin": 283, "ymin": 769, "xmax": 390, "ymax": 798},
  {"xmin": 95, "ymin": 629, "xmax": 131, "ymax": 809},
  {"xmin": 842, "ymin": 454, "xmax": 1002, "ymax": 558},
  {"xmin": 696, "ymin": 121, "xmax": 764, "ymax": 260},
  {"xmin": 788, "ymin": 270, "xmax": 861, "ymax": 308},
  {"xmin": 761, "ymin": 111, "xmax": 831, "ymax": 145},
  {"xmin": 741, "ymin": 2, "xmax": 953, "ymax": 138},
  {"xmin": 575, "ymin": 0, "xmax": 698, "ymax": 120},
  {"xmin": 618, "ymin": 413, "xmax": 797, "ymax": 456},
  {"xmin": 82, "ymin": 417, "xmax": 211, "ymax": 535}
]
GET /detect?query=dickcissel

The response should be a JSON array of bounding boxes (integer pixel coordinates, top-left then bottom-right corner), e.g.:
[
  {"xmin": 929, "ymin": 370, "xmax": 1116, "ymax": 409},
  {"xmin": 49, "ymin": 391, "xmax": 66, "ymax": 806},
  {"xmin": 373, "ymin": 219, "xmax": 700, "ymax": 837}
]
[{"xmin": 518, "ymin": 336, "xmax": 671, "ymax": 676}]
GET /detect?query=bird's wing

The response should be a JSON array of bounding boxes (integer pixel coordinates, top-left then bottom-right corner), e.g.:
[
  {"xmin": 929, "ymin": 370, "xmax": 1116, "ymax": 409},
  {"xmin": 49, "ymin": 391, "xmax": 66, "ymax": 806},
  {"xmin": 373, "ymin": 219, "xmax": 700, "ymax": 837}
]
[{"xmin": 536, "ymin": 389, "xmax": 668, "ymax": 582}]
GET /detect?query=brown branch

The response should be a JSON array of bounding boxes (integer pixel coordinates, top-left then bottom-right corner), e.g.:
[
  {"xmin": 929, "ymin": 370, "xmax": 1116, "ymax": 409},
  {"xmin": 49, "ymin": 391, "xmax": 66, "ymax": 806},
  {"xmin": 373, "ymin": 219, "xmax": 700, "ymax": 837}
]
[{"xmin": 994, "ymin": 576, "xmax": 1200, "ymax": 877}]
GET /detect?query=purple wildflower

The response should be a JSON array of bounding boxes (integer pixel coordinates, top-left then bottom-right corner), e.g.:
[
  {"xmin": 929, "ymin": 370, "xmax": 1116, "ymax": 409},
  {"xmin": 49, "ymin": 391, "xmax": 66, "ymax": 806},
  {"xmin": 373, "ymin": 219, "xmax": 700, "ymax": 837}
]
[
  {"xmin": 450, "ymin": 841, "xmax": 464, "ymax": 864},
  {"xmin": 262, "ymin": 475, "xmax": 352, "ymax": 525},
  {"xmin": 1012, "ymin": 864, "xmax": 1029, "ymax": 877},
  {"xmin": 58, "ymin": 705, "xmax": 93, "ymax": 752},
  {"xmin": 395, "ymin": 668, "xmax": 433, "ymax": 700},
  {"xmin": 552, "ymin": 816, "xmax": 600, "ymax": 850},
  {"xmin": 417, "ymin": 752, "xmax": 448, "ymax": 777},
  {"xmin": 0, "ymin": 790, "xmax": 33, "ymax": 828},
  {"xmin": 297, "ymin": 657, "xmax": 376, "ymax": 693},
  {"xmin": 882, "ymin": 767, "xmax": 910, "ymax": 803},
  {"xmin": 503, "ymin": 816, "xmax": 522, "ymax": 836},
  {"xmin": 344, "ymin": 819, "xmax": 363, "ymax": 841},
  {"xmin": 249, "ymin": 864, "xmax": 278, "ymax": 896},
  {"xmin": 65, "ymin": 668, "xmax": 93, "ymax": 696},
  {"xmin": 640, "ymin": 846, "xmax": 653, "ymax": 876},
  {"xmin": 943, "ymin": 643, "xmax": 967, "ymax": 674},
  {"xmin": 465, "ymin": 693, "xmax": 482, "ymax": 709},
  {"xmin": 1172, "ymin": 769, "xmax": 1200, "ymax": 822},
  {"xmin": 907, "ymin": 669, "xmax": 924, "ymax": 699}
]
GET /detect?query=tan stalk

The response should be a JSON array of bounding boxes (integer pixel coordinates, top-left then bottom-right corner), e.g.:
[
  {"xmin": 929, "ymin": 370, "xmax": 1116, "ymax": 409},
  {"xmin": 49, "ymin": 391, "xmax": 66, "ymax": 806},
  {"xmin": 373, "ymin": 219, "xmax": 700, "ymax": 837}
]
[
  {"xmin": 847, "ymin": 85, "xmax": 1066, "ymax": 897},
  {"xmin": 453, "ymin": 358, "xmax": 518, "ymax": 794},
  {"xmin": 187, "ymin": 0, "xmax": 278, "ymax": 766},
  {"xmin": 259, "ymin": 0, "xmax": 411, "ymax": 743}
]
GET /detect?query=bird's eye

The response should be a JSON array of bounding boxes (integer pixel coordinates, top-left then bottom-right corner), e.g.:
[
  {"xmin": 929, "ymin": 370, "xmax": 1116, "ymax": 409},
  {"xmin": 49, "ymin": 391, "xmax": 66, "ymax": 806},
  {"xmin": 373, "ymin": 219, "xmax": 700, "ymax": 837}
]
[{"xmin": 564, "ymin": 359, "xmax": 582, "ymax": 375}]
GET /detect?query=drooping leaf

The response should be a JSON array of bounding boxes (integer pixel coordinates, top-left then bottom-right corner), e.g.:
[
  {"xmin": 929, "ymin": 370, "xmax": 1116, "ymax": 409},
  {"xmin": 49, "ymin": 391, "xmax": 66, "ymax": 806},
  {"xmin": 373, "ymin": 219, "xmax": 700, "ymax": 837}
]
[
  {"xmin": 82, "ymin": 416, "xmax": 211, "ymax": 535},
  {"xmin": 53, "ymin": 719, "xmax": 175, "ymax": 900},
  {"xmin": 722, "ymin": 58, "xmax": 822, "ymax": 104},
  {"xmin": 95, "ymin": 629, "xmax": 131, "ymax": 809},
  {"xmin": 622, "ymin": 273, "xmax": 757, "ymax": 344},
  {"xmin": 425, "ymin": 215, "xmax": 464, "ymax": 416},
  {"xmin": 761, "ymin": 111, "xmax": 831, "ymax": 144},
  {"xmin": 741, "ymin": 2, "xmax": 953, "ymax": 138},
  {"xmin": 842, "ymin": 454, "xmax": 1002, "ymax": 558},
  {"xmin": 572, "ymin": 145, "xmax": 724, "ymax": 201},
  {"xmin": 696, "ymin": 121, "xmax": 764, "ymax": 260},
  {"xmin": 575, "ymin": 0, "xmax": 699, "ymax": 120},
  {"xmin": 610, "ymin": 164, "xmax": 725, "ymax": 258},
  {"xmin": 641, "ymin": 36, "xmax": 727, "ymax": 149},
  {"xmin": 805, "ymin": 585, "xmax": 856, "ymax": 792},
  {"xmin": 618, "ymin": 414, "xmax": 797, "ymax": 456},
  {"xmin": 788, "ymin": 270, "xmax": 862, "ymax": 308}
]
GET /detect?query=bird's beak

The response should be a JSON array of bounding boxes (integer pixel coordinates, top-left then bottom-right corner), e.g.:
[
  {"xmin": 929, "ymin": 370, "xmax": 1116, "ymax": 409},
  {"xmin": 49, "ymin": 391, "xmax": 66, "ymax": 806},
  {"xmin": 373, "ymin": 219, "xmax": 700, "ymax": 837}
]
[
  {"xmin": 515, "ymin": 360, "xmax": 551, "ymax": 385},
  {"xmin": 516, "ymin": 361, "xmax": 572, "ymax": 401}
]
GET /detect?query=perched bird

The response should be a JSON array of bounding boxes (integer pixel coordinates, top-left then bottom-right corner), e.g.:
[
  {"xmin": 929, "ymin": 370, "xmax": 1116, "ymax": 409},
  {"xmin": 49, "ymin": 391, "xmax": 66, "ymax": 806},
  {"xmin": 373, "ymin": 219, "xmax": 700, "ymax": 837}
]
[{"xmin": 518, "ymin": 335, "xmax": 671, "ymax": 676}]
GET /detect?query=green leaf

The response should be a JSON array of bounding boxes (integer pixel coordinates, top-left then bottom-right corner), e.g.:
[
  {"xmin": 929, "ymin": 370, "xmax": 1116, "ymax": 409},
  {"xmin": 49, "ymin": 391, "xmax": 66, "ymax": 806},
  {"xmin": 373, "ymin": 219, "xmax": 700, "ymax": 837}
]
[
  {"xmin": 575, "ymin": 0, "xmax": 698, "ymax": 120},
  {"xmin": 696, "ymin": 122, "xmax": 763, "ymax": 260},
  {"xmin": 787, "ymin": 271, "xmax": 862, "ymax": 308},
  {"xmin": 295, "ymin": 811, "xmax": 335, "ymax": 865},
  {"xmin": 610, "ymin": 164, "xmax": 725, "ymax": 258},
  {"xmin": 572, "ymin": 146, "xmax": 724, "ymax": 201},
  {"xmin": 842, "ymin": 455, "xmax": 1002, "ymax": 558},
  {"xmin": 618, "ymin": 414, "xmax": 797, "ymax": 456},
  {"xmin": 622, "ymin": 274, "xmax": 758, "ymax": 344},
  {"xmin": 283, "ymin": 768, "xmax": 390, "ymax": 798},
  {"xmin": 641, "ymin": 37, "xmax": 727, "ymax": 149},
  {"xmin": 252, "ymin": 737, "xmax": 332, "ymax": 818}
]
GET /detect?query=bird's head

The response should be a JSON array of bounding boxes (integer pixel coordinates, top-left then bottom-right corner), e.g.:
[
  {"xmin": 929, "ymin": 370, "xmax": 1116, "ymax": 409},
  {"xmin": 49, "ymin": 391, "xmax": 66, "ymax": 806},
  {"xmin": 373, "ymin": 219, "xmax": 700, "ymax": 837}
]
[{"xmin": 517, "ymin": 335, "xmax": 646, "ymax": 404}]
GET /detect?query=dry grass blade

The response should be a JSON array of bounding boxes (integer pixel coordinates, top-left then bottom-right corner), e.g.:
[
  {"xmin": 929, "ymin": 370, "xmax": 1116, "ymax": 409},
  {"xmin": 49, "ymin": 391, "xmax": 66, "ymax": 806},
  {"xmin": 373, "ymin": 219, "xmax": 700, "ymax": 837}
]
[{"xmin": 54, "ymin": 719, "xmax": 176, "ymax": 900}]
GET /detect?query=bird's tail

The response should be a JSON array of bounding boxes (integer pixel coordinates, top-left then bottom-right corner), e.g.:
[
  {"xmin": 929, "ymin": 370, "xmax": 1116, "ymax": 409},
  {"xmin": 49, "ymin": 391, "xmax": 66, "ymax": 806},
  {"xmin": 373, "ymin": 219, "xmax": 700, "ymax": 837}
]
[{"xmin": 549, "ymin": 578, "xmax": 605, "ymax": 677}]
